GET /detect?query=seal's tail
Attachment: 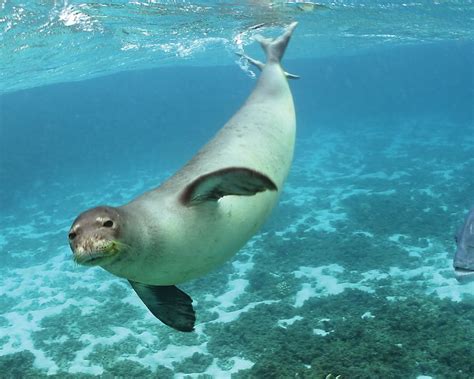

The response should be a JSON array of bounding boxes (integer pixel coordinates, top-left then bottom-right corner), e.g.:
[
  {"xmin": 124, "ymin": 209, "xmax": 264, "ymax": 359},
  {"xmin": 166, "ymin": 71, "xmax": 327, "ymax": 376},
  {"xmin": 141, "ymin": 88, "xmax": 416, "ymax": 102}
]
[
  {"xmin": 256, "ymin": 22, "xmax": 298, "ymax": 64},
  {"xmin": 237, "ymin": 22, "xmax": 299, "ymax": 79}
]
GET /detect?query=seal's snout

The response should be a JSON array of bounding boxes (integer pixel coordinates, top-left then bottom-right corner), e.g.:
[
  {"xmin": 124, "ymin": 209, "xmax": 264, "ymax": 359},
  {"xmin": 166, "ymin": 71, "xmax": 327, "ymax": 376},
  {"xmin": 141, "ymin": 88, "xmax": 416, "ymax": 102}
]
[{"xmin": 69, "ymin": 205, "xmax": 123, "ymax": 266}]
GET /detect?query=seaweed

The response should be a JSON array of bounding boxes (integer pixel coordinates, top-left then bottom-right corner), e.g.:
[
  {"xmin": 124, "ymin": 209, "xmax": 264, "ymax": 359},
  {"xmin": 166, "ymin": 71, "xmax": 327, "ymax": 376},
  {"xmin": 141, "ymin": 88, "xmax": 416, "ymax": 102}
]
[
  {"xmin": 0, "ymin": 351, "xmax": 37, "ymax": 378},
  {"xmin": 173, "ymin": 352, "xmax": 213, "ymax": 374},
  {"xmin": 209, "ymin": 289, "xmax": 474, "ymax": 378}
]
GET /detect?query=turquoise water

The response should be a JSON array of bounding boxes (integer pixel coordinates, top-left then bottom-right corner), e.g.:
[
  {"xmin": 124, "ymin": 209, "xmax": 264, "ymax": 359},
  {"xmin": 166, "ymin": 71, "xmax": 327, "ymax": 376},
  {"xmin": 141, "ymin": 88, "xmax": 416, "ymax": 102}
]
[{"xmin": 1, "ymin": 1, "xmax": 473, "ymax": 378}]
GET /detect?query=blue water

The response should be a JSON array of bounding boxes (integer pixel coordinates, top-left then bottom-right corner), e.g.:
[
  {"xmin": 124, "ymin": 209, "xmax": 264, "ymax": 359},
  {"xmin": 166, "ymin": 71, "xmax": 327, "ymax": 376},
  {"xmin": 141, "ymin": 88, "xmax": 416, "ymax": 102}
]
[{"xmin": 1, "ymin": 1, "xmax": 473, "ymax": 378}]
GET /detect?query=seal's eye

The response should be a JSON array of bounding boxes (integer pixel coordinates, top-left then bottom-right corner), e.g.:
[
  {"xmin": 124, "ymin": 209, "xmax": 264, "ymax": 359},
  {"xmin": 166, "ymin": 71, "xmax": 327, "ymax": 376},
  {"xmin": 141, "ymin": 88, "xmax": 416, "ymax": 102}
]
[
  {"xmin": 68, "ymin": 232, "xmax": 77, "ymax": 240},
  {"xmin": 103, "ymin": 220, "xmax": 114, "ymax": 228}
]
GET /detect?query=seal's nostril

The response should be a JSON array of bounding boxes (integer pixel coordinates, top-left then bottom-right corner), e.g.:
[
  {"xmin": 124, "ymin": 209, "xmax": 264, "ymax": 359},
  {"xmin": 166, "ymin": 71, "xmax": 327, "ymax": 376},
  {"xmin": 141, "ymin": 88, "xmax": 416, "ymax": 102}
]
[{"xmin": 68, "ymin": 232, "xmax": 77, "ymax": 240}]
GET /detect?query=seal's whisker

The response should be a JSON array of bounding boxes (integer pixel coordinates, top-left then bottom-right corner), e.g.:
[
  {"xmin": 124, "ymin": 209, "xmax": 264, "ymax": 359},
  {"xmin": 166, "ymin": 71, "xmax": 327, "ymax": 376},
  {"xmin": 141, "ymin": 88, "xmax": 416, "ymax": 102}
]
[{"xmin": 112, "ymin": 240, "xmax": 131, "ymax": 250}]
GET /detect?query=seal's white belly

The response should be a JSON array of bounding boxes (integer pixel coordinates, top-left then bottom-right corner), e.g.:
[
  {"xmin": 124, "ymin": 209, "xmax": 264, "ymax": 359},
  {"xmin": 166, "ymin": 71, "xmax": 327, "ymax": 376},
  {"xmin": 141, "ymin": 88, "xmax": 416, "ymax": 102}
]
[{"xmin": 142, "ymin": 191, "xmax": 278, "ymax": 284}]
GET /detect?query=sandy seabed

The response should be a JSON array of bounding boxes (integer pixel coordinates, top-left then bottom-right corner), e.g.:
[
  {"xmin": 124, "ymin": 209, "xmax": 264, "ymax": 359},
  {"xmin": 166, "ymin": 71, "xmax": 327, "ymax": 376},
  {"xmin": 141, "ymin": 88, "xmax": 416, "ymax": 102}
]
[{"xmin": 1, "ymin": 118, "xmax": 473, "ymax": 378}]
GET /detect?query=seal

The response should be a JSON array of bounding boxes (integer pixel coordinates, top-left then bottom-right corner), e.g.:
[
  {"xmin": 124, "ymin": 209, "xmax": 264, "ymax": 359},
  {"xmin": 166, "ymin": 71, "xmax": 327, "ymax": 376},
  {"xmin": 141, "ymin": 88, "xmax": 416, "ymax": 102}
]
[{"xmin": 68, "ymin": 22, "xmax": 298, "ymax": 332}]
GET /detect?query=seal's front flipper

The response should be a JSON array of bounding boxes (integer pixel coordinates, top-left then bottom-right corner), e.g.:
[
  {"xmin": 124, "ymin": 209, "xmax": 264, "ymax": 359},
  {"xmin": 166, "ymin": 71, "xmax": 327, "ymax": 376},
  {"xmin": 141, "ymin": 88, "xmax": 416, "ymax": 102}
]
[
  {"xmin": 129, "ymin": 280, "xmax": 195, "ymax": 332},
  {"xmin": 181, "ymin": 167, "xmax": 278, "ymax": 206}
]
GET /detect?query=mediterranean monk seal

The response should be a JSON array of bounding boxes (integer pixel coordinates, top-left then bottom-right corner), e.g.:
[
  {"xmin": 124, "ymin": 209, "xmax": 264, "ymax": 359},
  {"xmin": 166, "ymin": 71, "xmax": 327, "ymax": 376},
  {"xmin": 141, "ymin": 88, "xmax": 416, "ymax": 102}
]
[{"xmin": 68, "ymin": 22, "xmax": 298, "ymax": 332}]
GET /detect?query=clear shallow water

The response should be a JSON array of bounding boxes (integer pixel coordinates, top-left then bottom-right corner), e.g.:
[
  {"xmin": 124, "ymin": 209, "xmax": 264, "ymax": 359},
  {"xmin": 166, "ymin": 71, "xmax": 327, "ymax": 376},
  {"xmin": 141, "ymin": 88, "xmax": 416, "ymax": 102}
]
[
  {"xmin": 1, "ymin": 0, "xmax": 473, "ymax": 93},
  {"xmin": 1, "ymin": 1, "xmax": 474, "ymax": 378}
]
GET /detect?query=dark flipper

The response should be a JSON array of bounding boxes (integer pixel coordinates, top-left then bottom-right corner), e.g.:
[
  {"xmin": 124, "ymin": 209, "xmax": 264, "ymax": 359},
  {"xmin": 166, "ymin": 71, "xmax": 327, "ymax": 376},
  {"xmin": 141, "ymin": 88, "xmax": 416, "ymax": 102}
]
[
  {"xmin": 129, "ymin": 280, "xmax": 196, "ymax": 332},
  {"xmin": 180, "ymin": 167, "xmax": 278, "ymax": 206}
]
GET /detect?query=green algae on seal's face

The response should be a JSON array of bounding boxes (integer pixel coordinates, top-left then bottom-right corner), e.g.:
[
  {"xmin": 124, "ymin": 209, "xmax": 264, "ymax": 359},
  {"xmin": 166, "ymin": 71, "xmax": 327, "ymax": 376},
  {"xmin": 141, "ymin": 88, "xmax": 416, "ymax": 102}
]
[{"xmin": 68, "ymin": 206, "xmax": 128, "ymax": 266}]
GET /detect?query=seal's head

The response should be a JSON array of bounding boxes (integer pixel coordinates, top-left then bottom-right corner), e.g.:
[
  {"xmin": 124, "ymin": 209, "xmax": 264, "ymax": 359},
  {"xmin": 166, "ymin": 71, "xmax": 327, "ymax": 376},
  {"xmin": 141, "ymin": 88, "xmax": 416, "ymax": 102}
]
[{"xmin": 69, "ymin": 206, "xmax": 127, "ymax": 267}]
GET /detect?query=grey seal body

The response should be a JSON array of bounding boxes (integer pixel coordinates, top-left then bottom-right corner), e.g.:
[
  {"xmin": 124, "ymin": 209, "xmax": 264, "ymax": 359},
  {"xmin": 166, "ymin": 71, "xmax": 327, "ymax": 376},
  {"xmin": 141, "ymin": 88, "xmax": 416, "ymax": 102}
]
[
  {"xmin": 118, "ymin": 60, "xmax": 295, "ymax": 285},
  {"xmin": 69, "ymin": 23, "xmax": 298, "ymax": 331},
  {"xmin": 453, "ymin": 207, "xmax": 474, "ymax": 283}
]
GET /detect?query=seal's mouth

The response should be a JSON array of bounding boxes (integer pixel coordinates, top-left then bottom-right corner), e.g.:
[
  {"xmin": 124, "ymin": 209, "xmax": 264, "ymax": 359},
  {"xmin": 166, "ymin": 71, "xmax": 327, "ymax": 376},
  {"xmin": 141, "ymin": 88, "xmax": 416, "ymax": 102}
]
[
  {"xmin": 75, "ymin": 252, "xmax": 114, "ymax": 266},
  {"xmin": 454, "ymin": 267, "xmax": 474, "ymax": 283},
  {"xmin": 73, "ymin": 240, "xmax": 126, "ymax": 267}
]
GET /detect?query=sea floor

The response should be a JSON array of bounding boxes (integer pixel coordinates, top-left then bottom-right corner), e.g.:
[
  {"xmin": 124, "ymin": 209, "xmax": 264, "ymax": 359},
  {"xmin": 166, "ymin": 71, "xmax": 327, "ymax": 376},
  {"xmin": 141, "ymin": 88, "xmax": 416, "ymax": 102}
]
[{"xmin": 0, "ymin": 116, "xmax": 473, "ymax": 378}]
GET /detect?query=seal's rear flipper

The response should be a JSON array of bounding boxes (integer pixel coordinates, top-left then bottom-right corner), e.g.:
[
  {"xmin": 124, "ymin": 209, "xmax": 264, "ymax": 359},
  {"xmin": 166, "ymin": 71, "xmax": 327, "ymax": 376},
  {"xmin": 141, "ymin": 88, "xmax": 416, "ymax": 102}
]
[
  {"xmin": 238, "ymin": 22, "xmax": 299, "ymax": 79},
  {"xmin": 129, "ymin": 280, "xmax": 195, "ymax": 332},
  {"xmin": 237, "ymin": 52, "xmax": 299, "ymax": 79},
  {"xmin": 180, "ymin": 167, "xmax": 277, "ymax": 206}
]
